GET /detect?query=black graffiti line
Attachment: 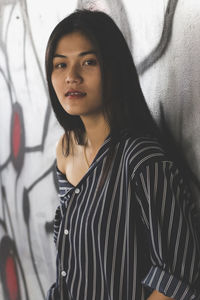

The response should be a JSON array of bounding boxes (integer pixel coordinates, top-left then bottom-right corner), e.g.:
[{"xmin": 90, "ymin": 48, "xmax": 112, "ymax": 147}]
[
  {"xmin": 25, "ymin": 104, "xmax": 52, "ymax": 153},
  {"xmin": 14, "ymin": 176, "xmax": 19, "ymax": 219},
  {"xmin": 137, "ymin": 0, "xmax": 179, "ymax": 75},
  {"xmin": 0, "ymin": 236, "xmax": 30, "ymax": 300},
  {"xmin": 1, "ymin": 54, "xmax": 17, "ymax": 106},
  {"xmin": 22, "ymin": 12, "xmax": 32, "ymax": 105},
  {"xmin": 20, "ymin": 3, "xmax": 42, "ymax": 113},
  {"xmin": 1, "ymin": 176, "xmax": 5, "ymax": 222},
  {"xmin": 4, "ymin": 2, "xmax": 16, "ymax": 46},
  {"xmin": 41, "ymin": 103, "xmax": 52, "ymax": 147},
  {"xmin": 0, "ymin": 67, "xmax": 13, "ymax": 105},
  {"xmin": 15, "ymin": 247, "xmax": 30, "ymax": 300},
  {"xmin": 19, "ymin": 0, "xmax": 47, "ymax": 91},
  {"xmin": 2, "ymin": 0, "xmax": 52, "ymax": 156},
  {"xmin": 2, "ymin": 185, "xmax": 18, "ymax": 243},
  {"xmin": 1, "ymin": 185, "xmax": 7, "ymax": 233},
  {"xmin": 20, "ymin": 0, "xmax": 52, "ymax": 150},
  {"xmin": 27, "ymin": 162, "xmax": 55, "ymax": 192},
  {"xmin": 24, "ymin": 103, "xmax": 52, "ymax": 153},
  {"xmin": 27, "ymin": 224, "xmax": 45, "ymax": 299},
  {"xmin": 0, "ymin": 154, "xmax": 11, "ymax": 171},
  {"xmin": 0, "ymin": 183, "xmax": 31, "ymax": 299},
  {"xmin": 2, "ymin": 1, "xmax": 50, "ymax": 156},
  {"xmin": 0, "ymin": 188, "xmax": 29, "ymax": 299},
  {"xmin": 2, "ymin": 2, "xmax": 18, "ymax": 105},
  {"xmin": 45, "ymin": 220, "xmax": 54, "ymax": 234},
  {"xmin": 0, "ymin": 219, "xmax": 7, "ymax": 232},
  {"xmin": 25, "ymin": 145, "xmax": 44, "ymax": 152}
]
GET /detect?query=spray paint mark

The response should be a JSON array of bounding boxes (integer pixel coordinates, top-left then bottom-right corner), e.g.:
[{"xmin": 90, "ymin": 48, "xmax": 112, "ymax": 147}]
[{"xmin": 137, "ymin": 0, "xmax": 179, "ymax": 75}]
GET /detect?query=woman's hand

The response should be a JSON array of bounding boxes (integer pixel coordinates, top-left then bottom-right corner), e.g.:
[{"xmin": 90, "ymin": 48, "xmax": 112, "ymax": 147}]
[{"xmin": 147, "ymin": 290, "xmax": 173, "ymax": 300}]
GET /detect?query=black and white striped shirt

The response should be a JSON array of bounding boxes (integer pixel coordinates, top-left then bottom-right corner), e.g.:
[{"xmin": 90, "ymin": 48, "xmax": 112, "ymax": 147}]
[{"xmin": 47, "ymin": 134, "xmax": 200, "ymax": 300}]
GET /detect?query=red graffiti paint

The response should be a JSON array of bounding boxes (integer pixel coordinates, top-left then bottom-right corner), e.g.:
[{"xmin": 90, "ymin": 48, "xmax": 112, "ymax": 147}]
[
  {"xmin": 12, "ymin": 112, "xmax": 21, "ymax": 159},
  {"xmin": 10, "ymin": 102, "xmax": 25, "ymax": 173},
  {"xmin": 5, "ymin": 255, "xmax": 19, "ymax": 300}
]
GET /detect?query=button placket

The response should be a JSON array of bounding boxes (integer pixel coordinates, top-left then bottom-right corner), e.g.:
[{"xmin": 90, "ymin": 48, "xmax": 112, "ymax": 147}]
[
  {"xmin": 74, "ymin": 188, "xmax": 80, "ymax": 194},
  {"xmin": 59, "ymin": 187, "xmax": 81, "ymax": 282},
  {"xmin": 64, "ymin": 229, "xmax": 69, "ymax": 235},
  {"xmin": 61, "ymin": 270, "xmax": 67, "ymax": 277}
]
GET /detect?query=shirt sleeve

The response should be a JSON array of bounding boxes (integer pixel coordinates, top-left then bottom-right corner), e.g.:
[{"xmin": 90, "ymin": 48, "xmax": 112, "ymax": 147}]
[{"xmin": 133, "ymin": 159, "xmax": 200, "ymax": 299}]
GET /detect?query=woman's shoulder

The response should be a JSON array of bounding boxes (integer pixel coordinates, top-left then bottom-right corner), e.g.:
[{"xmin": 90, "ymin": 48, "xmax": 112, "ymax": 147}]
[
  {"xmin": 56, "ymin": 131, "xmax": 80, "ymax": 172},
  {"xmin": 56, "ymin": 133, "xmax": 73, "ymax": 174},
  {"xmin": 121, "ymin": 135, "xmax": 168, "ymax": 177},
  {"xmin": 56, "ymin": 134, "xmax": 65, "ymax": 173},
  {"xmin": 122, "ymin": 135, "xmax": 166, "ymax": 158}
]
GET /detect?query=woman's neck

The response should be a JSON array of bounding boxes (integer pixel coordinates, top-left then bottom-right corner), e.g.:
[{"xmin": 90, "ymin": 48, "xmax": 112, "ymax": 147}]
[{"xmin": 81, "ymin": 114, "xmax": 110, "ymax": 151}]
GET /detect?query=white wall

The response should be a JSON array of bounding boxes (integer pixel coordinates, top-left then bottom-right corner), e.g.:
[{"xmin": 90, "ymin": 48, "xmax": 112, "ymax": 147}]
[{"xmin": 0, "ymin": 0, "xmax": 200, "ymax": 299}]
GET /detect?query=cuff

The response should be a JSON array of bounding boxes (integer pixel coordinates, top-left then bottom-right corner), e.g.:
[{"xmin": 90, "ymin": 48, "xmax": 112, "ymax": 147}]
[{"xmin": 142, "ymin": 266, "xmax": 200, "ymax": 300}]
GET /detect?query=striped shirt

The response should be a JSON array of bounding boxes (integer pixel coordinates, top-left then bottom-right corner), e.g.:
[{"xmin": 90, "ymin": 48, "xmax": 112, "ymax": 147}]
[{"xmin": 47, "ymin": 134, "xmax": 200, "ymax": 300}]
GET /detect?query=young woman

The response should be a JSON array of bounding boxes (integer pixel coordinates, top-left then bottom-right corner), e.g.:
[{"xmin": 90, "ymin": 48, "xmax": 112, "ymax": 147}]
[{"xmin": 45, "ymin": 9, "xmax": 200, "ymax": 300}]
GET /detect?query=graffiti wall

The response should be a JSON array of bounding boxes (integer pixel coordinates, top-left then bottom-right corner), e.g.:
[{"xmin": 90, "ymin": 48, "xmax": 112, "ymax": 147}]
[{"xmin": 0, "ymin": 0, "xmax": 200, "ymax": 299}]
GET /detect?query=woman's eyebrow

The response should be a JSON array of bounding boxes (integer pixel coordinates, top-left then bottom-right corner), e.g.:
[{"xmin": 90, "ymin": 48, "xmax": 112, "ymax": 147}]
[
  {"xmin": 79, "ymin": 50, "xmax": 97, "ymax": 57},
  {"xmin": 53, "ymin": 50, "xmax": 97, "ymax": 58}
]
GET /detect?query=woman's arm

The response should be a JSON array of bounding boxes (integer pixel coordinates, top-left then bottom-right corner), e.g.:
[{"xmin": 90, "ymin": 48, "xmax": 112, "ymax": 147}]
[{"xmin": 134, "ymin": 159, "xmax": 200, "ymax": 299}]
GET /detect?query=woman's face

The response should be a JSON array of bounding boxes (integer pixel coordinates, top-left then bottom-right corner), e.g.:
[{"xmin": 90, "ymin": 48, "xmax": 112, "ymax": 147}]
[{"xmin": 51, "ymin": 31, "xmax": 103, "ymax": 118}]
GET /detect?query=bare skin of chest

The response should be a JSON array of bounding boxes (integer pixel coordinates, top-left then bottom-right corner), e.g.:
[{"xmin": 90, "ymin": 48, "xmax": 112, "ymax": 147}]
[
  {"xmin": 56, "ymin": 135, "xmax": 97, "ymax": 187},
  {"xmin": 64, "ymin": 150, "xmax": 89, "ymax": 186}
]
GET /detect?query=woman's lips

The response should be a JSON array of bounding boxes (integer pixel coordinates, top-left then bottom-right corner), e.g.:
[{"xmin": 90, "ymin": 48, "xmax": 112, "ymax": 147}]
[{"xmin": 65, "ymin": 90, "xmax": 87, "ymax": 99}]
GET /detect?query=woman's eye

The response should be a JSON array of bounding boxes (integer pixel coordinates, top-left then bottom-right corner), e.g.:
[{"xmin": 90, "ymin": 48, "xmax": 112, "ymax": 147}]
[
  {"xmin": 83, "ymin": 59, "xmax": 97, "ymax": 66},
  {"xmin": 54, "ymin": 62, "xmax": 66, "ymax": 69}
]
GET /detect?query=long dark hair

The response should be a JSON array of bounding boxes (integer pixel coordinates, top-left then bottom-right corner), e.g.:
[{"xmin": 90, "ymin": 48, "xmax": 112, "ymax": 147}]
[{"xmin": 45, "ymin": 9, "xmax": 159, "ymax": 150}]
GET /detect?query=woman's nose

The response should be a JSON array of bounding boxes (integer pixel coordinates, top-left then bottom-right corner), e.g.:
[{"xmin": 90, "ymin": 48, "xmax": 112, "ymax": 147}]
[{"xmin": 65, "ymin": 66, "xmax": 82, "ymax": 84}]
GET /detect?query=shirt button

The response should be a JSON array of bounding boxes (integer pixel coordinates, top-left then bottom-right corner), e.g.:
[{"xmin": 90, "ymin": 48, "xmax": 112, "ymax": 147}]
[
  {"xmin": 64, "ymin": 229, "xmax": 69, "ymax": 235},
  {"xmin": 74, "ymin": 188, "xmax": 80, "ymax": 194},
  {"xmin": 61, "ymin": 270, "xmax": 67, "ymax": 277}
]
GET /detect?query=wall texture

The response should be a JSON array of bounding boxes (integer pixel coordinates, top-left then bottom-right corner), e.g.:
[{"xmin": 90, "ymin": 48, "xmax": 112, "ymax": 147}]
[{"xmin": 0, "ymin": 0, "xmax": 200, "ymax": 299}]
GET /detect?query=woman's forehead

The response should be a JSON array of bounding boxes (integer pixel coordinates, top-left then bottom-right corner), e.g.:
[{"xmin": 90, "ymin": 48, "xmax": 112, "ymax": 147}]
[{"xmin": 54, "ymin": 32, "xmax": 98, "ymax": 59}]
